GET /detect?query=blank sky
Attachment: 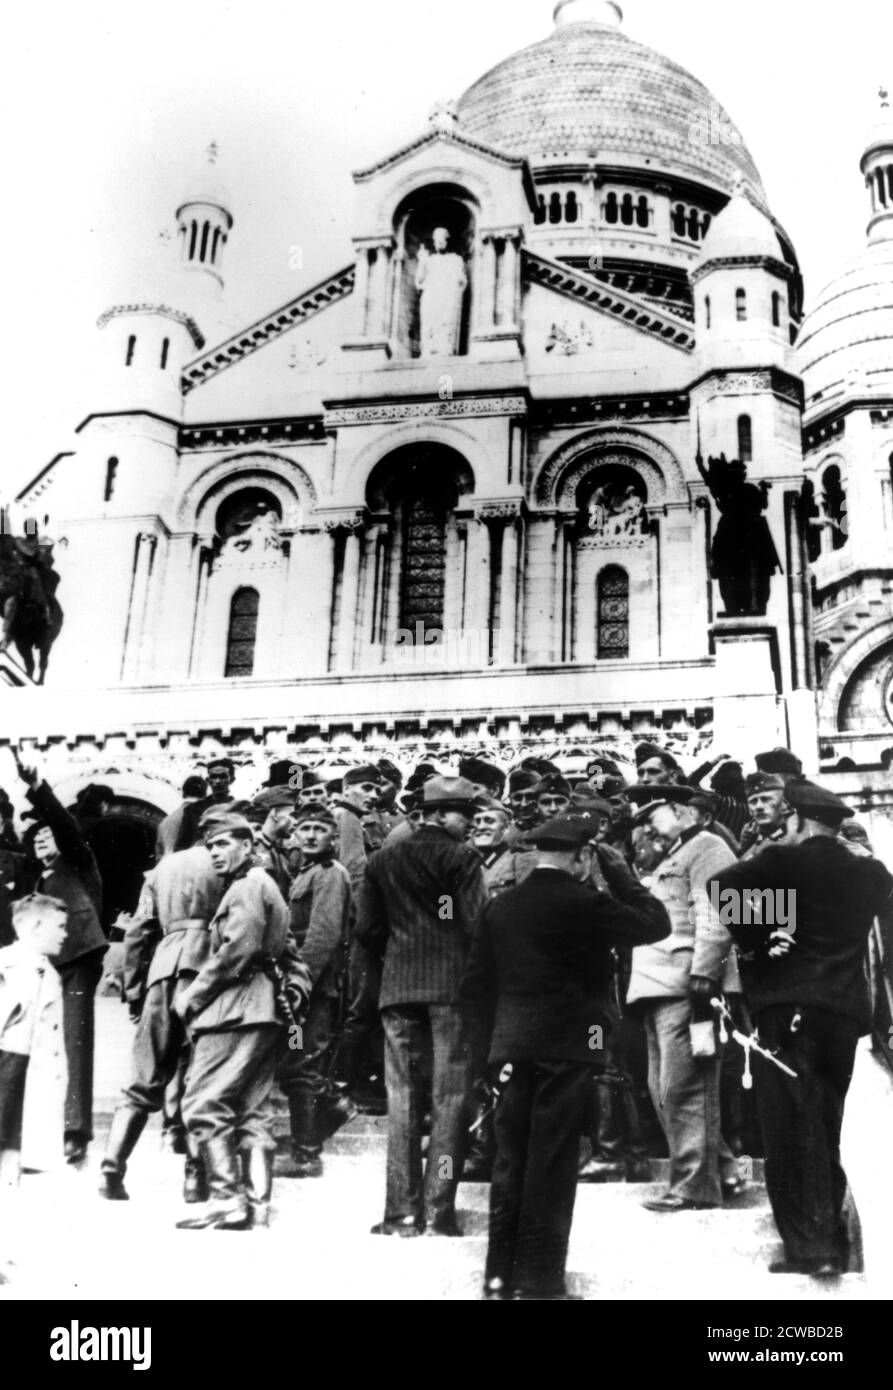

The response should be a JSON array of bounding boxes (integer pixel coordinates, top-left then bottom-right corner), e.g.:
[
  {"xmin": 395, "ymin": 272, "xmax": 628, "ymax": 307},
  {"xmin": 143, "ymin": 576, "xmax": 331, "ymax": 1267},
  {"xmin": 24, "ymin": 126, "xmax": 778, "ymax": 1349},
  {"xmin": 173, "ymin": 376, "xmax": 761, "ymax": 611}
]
[{"xmin": 3, "ymin": 0, "xmax": 890, "ymax": 493}]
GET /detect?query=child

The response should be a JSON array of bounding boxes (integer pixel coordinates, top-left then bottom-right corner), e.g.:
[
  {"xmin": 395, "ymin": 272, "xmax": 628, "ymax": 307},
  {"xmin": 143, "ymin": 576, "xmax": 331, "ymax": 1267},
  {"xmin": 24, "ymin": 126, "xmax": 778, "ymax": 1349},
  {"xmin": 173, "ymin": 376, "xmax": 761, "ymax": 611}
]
[{"xmin": 0, "ymin": 893, "xmax": 68, "ymax": 1283}]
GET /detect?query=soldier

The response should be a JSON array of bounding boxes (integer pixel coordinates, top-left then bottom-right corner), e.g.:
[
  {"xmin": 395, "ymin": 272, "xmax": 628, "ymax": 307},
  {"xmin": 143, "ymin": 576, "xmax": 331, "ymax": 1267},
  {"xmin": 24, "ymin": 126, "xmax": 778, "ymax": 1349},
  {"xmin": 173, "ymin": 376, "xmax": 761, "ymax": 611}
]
[
  {"xmin": 14, "ymin": 754, "xmax": 106, "ymax": 1166},
  {"xmin": 175, "ymin": 813, "xmax": 311, "ymax": 1231},
  {"xmin": 155, "ymin": 776, "xmax": 208, "ymax": 859},
  {"xmin": 298, "ymin": 771, "xmax": 331, "ymax": 810},
  {"xmin": 462, "ymin": 813, "xmax": 670, "ymax": 1300},
  {"xmin": 625, "ymin": 784, "xmax": 744, "ymax": 1211},
  {"xmin": 707, "ymin": 779, "xmax": 893, "ymax": 1277},
  {"xmin": 530, "ymin": 773, "xmax": 572, "ymax": 822},
  {"xmin": 635, "ymin": 745, "xmax": 683, "ymax": 786},
  {"xmin": 740, "ymin": 770, "xmax": 791, "ymax": 858},
  {"xmin": 173, "ymin": 758, "xmax": 236, "ymax": 852},
  {"xmin": 357, "ymin": 775, "xmax": 487, "ymax": 1237},
  {"xmin": 505, "ymin": 769, "xmax": 540, "ymax": 841},
  {"xmin": 459, "ymin": 757, "xmax": 506, "ymax": 802},
  {"xmin": 279, "ymin": 805, "xmax": 353, "ymax": 1178},
  {"xmin": 250, "ymin": 787, "xmax": 298, "ymax": 899},
  {"xmin": 98, "ymin": 838, "xmax": 224, "ymax": 1202}
]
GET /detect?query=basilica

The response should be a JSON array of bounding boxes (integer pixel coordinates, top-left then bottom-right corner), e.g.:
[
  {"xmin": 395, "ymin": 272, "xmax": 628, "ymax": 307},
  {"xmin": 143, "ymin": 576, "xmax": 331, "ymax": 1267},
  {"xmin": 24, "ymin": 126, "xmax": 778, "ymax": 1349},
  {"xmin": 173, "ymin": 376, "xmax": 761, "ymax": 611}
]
[{"xmin": 4, "ymin": 0, "xmax": 893, "ymax": 839}]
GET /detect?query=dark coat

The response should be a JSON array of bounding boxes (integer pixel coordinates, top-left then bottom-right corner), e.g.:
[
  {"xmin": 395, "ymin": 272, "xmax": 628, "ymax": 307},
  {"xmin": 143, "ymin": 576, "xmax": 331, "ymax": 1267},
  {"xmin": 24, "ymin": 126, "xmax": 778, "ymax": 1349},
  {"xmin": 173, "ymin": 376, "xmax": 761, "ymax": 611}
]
[
  {"xmin": 288, "ymin": 855, "xmax": 351, "ymax": 997},
  {"xmin": 461, "ymin": 863, "xmax": 670, "ymax": 1065},
  {"xmin": 356, "ymin": 824, "xmax": 487, "ymax": 1009},
  {"xmin": 708, "ymin": 836, "xmax": 893, "ymax": 1032},
  {"xmin": 26, "ymin": 781, "xmax": 106, "ymax": 967}
]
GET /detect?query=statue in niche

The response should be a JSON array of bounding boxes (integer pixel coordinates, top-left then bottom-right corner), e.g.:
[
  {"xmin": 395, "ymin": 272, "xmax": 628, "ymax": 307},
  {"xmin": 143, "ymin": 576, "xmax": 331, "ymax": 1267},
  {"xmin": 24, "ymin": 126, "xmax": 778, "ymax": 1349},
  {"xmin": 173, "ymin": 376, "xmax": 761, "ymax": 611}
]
[
  {"xmin": 415, "ymin": 227, "xmax": 468, "ymax": 358},
  {"xmin": 219, "ymin": 498, "xmax": 281, "ymax": 557},
  {"xmin": 696, "ymin": 453, "xmax": 781, "ymax": 616},
  {"xmin": 586, "ymin": 481, "xmax": 647, "ymax": 539}
]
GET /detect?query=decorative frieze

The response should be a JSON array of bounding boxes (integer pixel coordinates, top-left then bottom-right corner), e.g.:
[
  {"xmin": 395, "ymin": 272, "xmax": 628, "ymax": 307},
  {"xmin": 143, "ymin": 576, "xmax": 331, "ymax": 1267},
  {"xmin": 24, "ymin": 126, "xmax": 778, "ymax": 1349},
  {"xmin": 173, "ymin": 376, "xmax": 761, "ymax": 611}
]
[{"xmin": 324, "ymin": 395, "xmax": 527, "ymax": 427}]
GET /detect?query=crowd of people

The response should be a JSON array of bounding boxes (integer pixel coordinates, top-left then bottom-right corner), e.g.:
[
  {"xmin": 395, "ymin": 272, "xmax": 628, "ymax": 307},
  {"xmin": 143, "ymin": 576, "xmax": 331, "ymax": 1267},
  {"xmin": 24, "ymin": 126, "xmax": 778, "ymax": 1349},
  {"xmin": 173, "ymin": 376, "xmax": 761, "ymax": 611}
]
[{"xmin": 0, "ymin": 740, "xmax": 891, "ymax": 1298}]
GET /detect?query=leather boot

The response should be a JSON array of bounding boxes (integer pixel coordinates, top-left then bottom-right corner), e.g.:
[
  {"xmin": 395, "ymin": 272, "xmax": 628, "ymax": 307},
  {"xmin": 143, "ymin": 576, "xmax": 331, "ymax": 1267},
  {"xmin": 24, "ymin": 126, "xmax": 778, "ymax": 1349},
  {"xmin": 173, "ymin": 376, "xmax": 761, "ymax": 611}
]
[
  {"xmin": 316, "ymin": 1084, "xmax": 358, "ymax": 1142},
  {"xmin": 463, "ymin": 1099, "xmax": 494, "ymax": 1182},
  {"xmin": 282, "ymin": 1092, "xmax": 323, "ymax": 1178},
  {"xmin": 175, "ymin": 1137, "xmax": 251, "ymax": 1230},
  {"xmin": 243, "ymin": 1148, "xmax": 274, "ymax": 1228},
  {"xmin": 98, "ymin": 1106, "xmax": 149, "ymax": 1200},
  {"xmin": 578, "ymin": 1078, "xmax": 625, "ymax": 1182},
  {"xmin": 182, "ymin": 1152, "xmax": 209, "ymax": 1205}
]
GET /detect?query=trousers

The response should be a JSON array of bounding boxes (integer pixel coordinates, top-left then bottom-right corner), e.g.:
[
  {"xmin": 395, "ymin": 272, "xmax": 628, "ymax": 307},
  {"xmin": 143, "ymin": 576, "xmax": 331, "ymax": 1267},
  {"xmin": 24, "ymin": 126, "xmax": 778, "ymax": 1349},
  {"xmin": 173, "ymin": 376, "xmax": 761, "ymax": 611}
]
[
  {"xmin": 752, "ymin": 1004, "xmax": 860, "ymax": 1267},
  {"xmin": 642, "ymin": 997, "xmax": 737, "ymax": 1205},
  {"xmin": 381, "ymin": 1003, "xmax": 470, "ymax": 1227},
  {"xmin": 487, "ymin": 1060, "xmax": 591, "ymax": 1295},
  {"xmin": 277, "ymin": 991, "xmax": 337, "ymax": 1101},
  {"xmin": 182, "ymin": 1025, "xmax": 281, "ymax": 1152},
  {"xmin": 123, "ymin": 974, "xmax": 193, "ymax": 1116},
  {"xmin": 57, "ymin": 951, "xmax": 104, "ymax": 1140}
]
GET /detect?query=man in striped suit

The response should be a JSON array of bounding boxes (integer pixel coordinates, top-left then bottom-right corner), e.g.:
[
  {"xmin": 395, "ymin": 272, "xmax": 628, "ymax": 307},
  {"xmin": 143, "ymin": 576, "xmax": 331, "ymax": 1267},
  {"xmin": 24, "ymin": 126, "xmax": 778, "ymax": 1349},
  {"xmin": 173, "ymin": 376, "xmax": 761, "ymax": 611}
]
[{"xmin": 356, "ymin": 776, "xmax": 487, "ymax": 1237}]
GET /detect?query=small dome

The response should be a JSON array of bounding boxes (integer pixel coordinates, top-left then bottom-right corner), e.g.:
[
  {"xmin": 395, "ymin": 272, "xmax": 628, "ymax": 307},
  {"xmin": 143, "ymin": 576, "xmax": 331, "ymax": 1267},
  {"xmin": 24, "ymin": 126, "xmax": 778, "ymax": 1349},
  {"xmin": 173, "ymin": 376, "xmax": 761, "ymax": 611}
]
[
  {"xmin": 796, "ymin": 239, "xmax": 893, "ymax": 407},
  {"xmin": 456, "ymin": 9, "xmax": 766, "ymax": 201},
  {"xmin": 697, "ymin": 190, "xmax": 783, "ymax": 265}
]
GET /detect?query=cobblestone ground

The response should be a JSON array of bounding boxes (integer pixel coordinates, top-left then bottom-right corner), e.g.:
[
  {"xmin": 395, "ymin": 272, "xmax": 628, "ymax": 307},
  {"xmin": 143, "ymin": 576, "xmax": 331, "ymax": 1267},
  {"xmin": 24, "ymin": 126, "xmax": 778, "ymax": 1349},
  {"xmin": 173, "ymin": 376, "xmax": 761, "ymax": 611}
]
[{"xmin": 3, "ymin": 998, "xmax": 892, "ymax": 1302}]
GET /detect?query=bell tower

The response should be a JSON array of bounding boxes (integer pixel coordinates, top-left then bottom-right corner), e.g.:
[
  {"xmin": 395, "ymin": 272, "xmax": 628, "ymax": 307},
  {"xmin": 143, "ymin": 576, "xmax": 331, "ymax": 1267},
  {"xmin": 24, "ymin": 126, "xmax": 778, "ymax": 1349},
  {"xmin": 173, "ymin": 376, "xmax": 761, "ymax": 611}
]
[{"xmin": 176, "ymin": 141, "xmax": 234, "ymax": 291}]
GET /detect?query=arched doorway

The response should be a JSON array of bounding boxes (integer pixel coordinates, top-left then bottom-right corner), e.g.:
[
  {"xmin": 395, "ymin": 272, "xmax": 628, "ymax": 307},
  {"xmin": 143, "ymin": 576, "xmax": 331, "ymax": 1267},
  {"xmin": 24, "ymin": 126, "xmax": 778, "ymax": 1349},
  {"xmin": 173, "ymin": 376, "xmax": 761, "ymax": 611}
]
[{"xmin": 87, "ymin": 796, "xmax": 162, "ymax": 930}]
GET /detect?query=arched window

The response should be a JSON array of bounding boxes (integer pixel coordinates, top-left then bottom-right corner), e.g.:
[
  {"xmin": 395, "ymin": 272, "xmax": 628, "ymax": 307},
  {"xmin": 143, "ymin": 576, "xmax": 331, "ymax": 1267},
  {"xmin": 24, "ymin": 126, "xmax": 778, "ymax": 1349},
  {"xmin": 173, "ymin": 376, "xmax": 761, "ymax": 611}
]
[
  {"xmin": 225, "ymin": 587, "xmax": 259, "ymax": 677},
  {"xmin": 702, "ymin": 212, "xmax": 712, "ymax": 238},
  {"xmin": 400, "ymin": 490, "xmax": 448, "ymax": 636},
  {"xmin": 549, "ymin": 192, "xmax": 562, "ymax": 224},
  {"xmin": 188, "ymin": 220, "xmax": 198, "ymax": 259},
  {"xmin": 735, "ymin": 288, "xmax": 747, "ymax": 321},
  {"xmin": 534, "ymin": 195, "xmax": 546, "ymax": 225},
  {"xmin": 821, "ymin": 465, "xmax": 847, "ymax": 551},
  {"xmin": 125, "ymin": 334, "xmax": 136, "ymax": 366},
  {"xmin": 687, "ymin": 207, "xmax": 700, "ymax": 240},
  {"xmin": 199, "ymin": 222, "xmax": 210, "ymax": 262},
  {"xmin": 636, "ymin": 195, "xmax": 650, "ymax": 228},
  {"xmin": 737, "ymin": 414, "xmax": 753, "ymax": 463},
  {"xmin": 704, "ymin": 295, "xmax": 711, "ymax": 329},
  {"xmin": 771, "ymin": 291, "xmax": 781, "ymax": 327},
  {"xmin": 672, "ymin": 204, "xmax": 687, "ymax": 237},
  {"xmin": 211, "ymin": 226, "xmax": 221, "ymax": 263},
  {"xmin": 565, "ymin": 191, "xmax": 578, "ymax": 224},
  {"xmin": 887, "ymin": 165, "xmax": 893, "ymax": 201},
  {"xmin": 876, "ymin": 169, "xmax": 888, "ymax": 208},
  {"xmin": 597, "ymin": 567, "xmax": 629, "ymax": 659},
  {"xmin": 104, "ymin": 457, "xmax": 118, "ymax": 502},
  {"xmin": 620, "ymin": 193, "xmax": 634, "ymax": 226},
  {"xmin": 604, "ymin": 192, "xmax": 618, "ymax": 224},
  {"xmin": 160, "ymin": 337, "xmax": 170, "ymax": 370}
]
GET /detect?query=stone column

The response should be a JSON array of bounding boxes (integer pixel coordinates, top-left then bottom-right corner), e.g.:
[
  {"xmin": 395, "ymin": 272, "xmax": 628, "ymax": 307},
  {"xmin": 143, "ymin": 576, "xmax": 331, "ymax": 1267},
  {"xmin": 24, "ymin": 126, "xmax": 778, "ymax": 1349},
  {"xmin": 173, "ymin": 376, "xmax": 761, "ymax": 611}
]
[
  {"xmin": 464, "ymin": 517, "xmax": 492, "ymax": 661},
  {"xmin": 281, "ymin": 528, "xmax": 335, "ymax": 676},
  {"xmin": 335, "ymin": 523, "xmax": 363, "ymax": 672},
  {"xmin": 473, "ymin": 235, "xmax": 497, "ymax": 336},
  {"xmin": 497, "ymin": 235, "xmax": 520, "ymax": 328},
  {"xmin": 352, "ymin": 247, "xmax": 372, "ymax": 337},
  {"xmin": 523, "ymin": 513, "xmax": 557, "ymax": 664},
  {"xmin": 122, "ymin": 530, "xmax": 158, "ymax": 682},
  {"xmin": 187, "ymin": 542, "xmax": 214, "ymax": 678},
  {"xmin": 368, "ymin": 241, "xmax": 394, "ymax": 340},
  {"xmin": 497, "ymin": 517, "xmax": 520, "ymax": 664},
  {"xmin": 358, "ymin": 520, "xmax": 388, "ymax": 667},
  {"xmin": 157, "ymin": 534, "xmax": 200, "ymax": 681}
]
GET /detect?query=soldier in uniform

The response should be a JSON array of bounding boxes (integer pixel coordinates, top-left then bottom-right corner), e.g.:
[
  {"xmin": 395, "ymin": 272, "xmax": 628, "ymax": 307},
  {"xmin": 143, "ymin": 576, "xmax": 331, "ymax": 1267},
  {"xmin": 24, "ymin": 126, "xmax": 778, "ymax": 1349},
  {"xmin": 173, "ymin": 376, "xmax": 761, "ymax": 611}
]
[
  {"xmin": 462, "ymin": 813, "xmax": 670, "ymax": 1300},
  {"xmin": 459, "ymin": 757, "xmax": 506, "ymax": 803},
  {"xmin": 173, "ymin": 758, "xmax": 236, "ymax": 852},
  {"xmin": 175, "ymin": 813, "xmax": 311, "ymax": 1231},
  {"xmin": 739, "ymin": 770, "xmax": 791, "ymax": 858},
  {"xmin": 250, "ymin": 787, "xmax": 298, "ymax": 899},
  {"xmin": 279, "ymin": 805, "xmax": 353, "ymax": 1178},
  {"xmin": 505, "ymin": 769, "xmax": 540, "ymax": 842},
  {"xmin": 708, "ymin": 779, "xmax": 893, "ymax": 1277},
  {"xmin": 530, "ymin": 773, "xmax": 572, "ymax": 823},
  {"xmin": 98, "ymin": 838, "xmax": 224, "ymax": 1202},
  {"xmin": 625, "ymin": 784, "xmax": 744, "ymax": 1211}
]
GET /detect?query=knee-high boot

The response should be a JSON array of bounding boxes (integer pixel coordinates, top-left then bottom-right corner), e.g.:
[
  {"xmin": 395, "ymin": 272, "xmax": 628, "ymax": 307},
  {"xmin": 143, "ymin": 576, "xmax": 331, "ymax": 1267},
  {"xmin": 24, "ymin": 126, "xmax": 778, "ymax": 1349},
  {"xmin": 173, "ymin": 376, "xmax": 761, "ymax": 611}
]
[
  {"xmin": 578, "ymin": 1077, "xmax": 625, "ymax": 1182},
  {"xmin": 98, "ymin": 1106, "xmax": 149, "ymax": 1200},
  {"xmin": 183, "ymin": 1136, "xmax": 209, "ymax": 1205},
  {"xmin": 282, "ymin": 1091, "xmax": 323, "ymax": 1178},
  {"xmin": 175, "ymin": 1136, "xmax": 251, "ymax": 1230},
  {"xmin": 243, "ymin": 1148, "xmax": 274, "ymax": 1228}
]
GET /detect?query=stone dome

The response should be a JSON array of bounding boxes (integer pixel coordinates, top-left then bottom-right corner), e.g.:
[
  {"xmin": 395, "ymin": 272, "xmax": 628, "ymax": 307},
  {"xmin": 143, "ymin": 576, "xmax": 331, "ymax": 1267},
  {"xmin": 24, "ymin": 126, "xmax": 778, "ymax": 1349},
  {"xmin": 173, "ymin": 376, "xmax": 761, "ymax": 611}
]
[
  {"xmin": 697, "ymin": 190, "xmax": 783, "ymax": 266},
  {"xmin": 795, "ymin": 239, "xmax": 893, "ymax": 406},
  {"xmin": 456, "ymin": 4, "xmax": 767, "ymax": 204}
]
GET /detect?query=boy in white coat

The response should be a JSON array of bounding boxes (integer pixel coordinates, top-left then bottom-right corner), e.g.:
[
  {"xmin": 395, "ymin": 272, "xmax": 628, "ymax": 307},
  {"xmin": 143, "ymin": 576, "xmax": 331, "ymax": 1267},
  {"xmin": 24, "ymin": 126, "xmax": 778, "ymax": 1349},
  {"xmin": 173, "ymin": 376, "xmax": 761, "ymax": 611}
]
[{"xmin": 0, "ymin": 893, "xmax": 68, "ymax": 1282}]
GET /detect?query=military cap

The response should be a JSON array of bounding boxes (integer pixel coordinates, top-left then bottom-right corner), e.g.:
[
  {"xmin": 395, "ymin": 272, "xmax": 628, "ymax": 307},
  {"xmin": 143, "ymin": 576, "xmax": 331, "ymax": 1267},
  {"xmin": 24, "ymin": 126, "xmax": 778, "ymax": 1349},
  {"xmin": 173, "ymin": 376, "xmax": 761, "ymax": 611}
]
[
  {"xmin": 293, "ymin": 804, "xmax": 337, "ymax": 828},
  {"xmin": 201, "ymin": 811, "xmax": 255, "ymax": 840},
  {"xmin": 472, "ymin": 794, "xmax": 510, "ymax": 815},
  {"xmin": 508, "ymin": 768, "xmax": 540, "ymax": 793},
  {"xmin": 343, "ymin": 764, "xmax": 385, "ymax": 788},
  {"xmin": 250, "ymin": 787, "xmax": 296, "ymax": 812},
  {"xmin": 525, "ymin": 814, "xmax": 598, "ymax": 848},
  {"xmin": 376, "ymin": 758, "xmax": 403, "ymax": 789},
  {"xmin": 634, "ymin": 742, "xmax": 681, "ymax": 772},
  {"xmin": 300, "ymin": 770, "xmax": 328, "ymax": 789},
  {"xmin": 570, "ymin": 786, "xmax": 612, "ymax": 818},
  {"xmin": 459, "ymin": 757, "xmax": 506, "ymax": 795},
  {"xmin": 519, "ymin": 756, "xmax": 561, "ymax": 779},
  {"xmin": 688, "ymin": 790, "xmax": 716, "ymax": 814},
  {"xmin": 599, "ymin": 775, "xmax": 629, "ymax": 799},
  {"xmin": 399, "ymin": 787, "xmax": 425, "ymax": 813},
  {"xmin": 532, "ymin": 773, "xmax": 571, "ymax": 799},
  {"xmin": 585, "ymin": 756, "xmax": 622, "ymax": 779},
  {"xmin": 405, "ymin": 762, "xmax": 440, "ymax": 793},
  {"xmin": 744, "ymin": 771, "xmax": 787, "ymax": 796},
  {"xmin": 784, "ymin": 778, "xmax": 853, "ymax": 827},
  {"xmin": 422, "ymin": 775, "xmax": 479, "ymax": 810},
  {"xmin": 197, "ymin": 801, "xmax": 238, "ymax": 830},
  {"xmin": 75, "ymin": 783, "xmax": 114, "ymax": 811},
  {"xmin": 754, "ymin": 747, "xmax": 802, "ymax": 779},
  {"xmin": 263, "ymin": 759, "xmax": 303, "ymax": 789},
  {"xmin": 626, "ymin": 782, "xmax": 696, "ymax": 826}
]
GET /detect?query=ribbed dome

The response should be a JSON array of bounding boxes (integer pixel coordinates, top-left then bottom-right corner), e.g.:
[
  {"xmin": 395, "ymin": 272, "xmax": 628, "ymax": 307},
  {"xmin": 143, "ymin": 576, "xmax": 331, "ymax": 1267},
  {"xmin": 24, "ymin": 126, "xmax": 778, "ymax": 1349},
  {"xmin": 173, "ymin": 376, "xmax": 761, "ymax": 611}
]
[
  {"xmin": 698, "ymin": 191, "xmax": 782, "ymax": 265},
  {"xmin": 796, "ymin": 240, "xmax": 893, "ymax": 405},
  {"xmin": 456, "ymin": 14, "xmax": 767, "ymax": 203}
]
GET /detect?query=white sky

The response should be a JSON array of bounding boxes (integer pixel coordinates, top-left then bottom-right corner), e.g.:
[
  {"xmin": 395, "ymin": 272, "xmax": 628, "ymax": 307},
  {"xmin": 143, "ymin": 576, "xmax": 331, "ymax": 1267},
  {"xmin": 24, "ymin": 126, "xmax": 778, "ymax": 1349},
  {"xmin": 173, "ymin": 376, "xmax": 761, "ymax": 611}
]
[{"xmin": 3, "ymin": 0, "xmax": 891, "ymax": 494}]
